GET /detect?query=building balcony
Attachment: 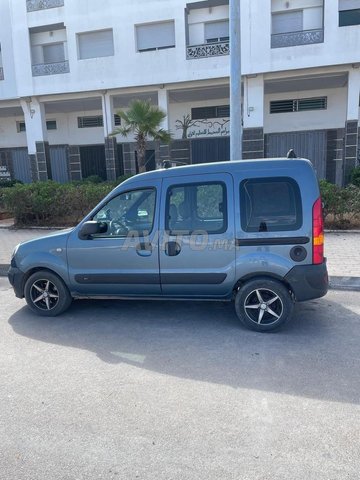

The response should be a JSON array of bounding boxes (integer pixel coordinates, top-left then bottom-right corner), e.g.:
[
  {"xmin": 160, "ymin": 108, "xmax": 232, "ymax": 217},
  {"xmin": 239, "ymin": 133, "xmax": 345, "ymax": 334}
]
[
  {"xmin": 32, "ymin": 60, "xmax": 69, "ymax": 76},
  {"xmin": 186, "ymin": 40, "xmax": 230, "ymax": 60},
  {"xmin": 26, "ymin": 0, "xmax": 64, "ymax": 12},
  {"xmin": 271, "ymin": 29, "xmax": 324, "ymax": 49},
  {"xmin": 0, "ymin": 67, "xmax": 4, "ymax": 81}
]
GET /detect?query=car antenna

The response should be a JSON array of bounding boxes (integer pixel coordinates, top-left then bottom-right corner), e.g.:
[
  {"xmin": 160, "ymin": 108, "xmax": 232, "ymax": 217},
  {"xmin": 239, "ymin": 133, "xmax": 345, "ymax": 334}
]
[{"xmin": 287, "ymin": 149, "xmax": 297, "ymax": 159}]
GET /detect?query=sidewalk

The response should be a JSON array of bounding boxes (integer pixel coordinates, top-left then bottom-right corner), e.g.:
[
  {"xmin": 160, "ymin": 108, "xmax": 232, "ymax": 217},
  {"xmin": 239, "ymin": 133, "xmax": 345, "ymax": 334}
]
[{"xmin": 0, "ymin": 221, "xmax": 359, "ymax": 290}]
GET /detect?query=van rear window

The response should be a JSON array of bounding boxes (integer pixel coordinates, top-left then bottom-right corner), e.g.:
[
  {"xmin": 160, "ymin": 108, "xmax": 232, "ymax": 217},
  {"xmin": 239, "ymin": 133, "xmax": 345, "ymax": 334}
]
[{"xmin": 240, "ymin": 177, "xmax": 302, "ymax": 232}]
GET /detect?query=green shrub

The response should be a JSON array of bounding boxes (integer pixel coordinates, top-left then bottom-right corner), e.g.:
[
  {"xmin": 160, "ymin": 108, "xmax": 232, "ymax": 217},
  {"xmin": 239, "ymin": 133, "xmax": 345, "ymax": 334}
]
[
  {"xmin": 350, "ymin": 166, "xmax": 360, "ymax": 187},
  {"xmin": 2, "ymin": 181, "xmax": 114, "ymax": 226},
  {"xmin": 83, "ymin": 175, "xmax": 104, "ymax": 184},
  {"xmin": 319, "ymin": 180, "xmax": 360, "ymax": 229},
  {"xmin": 0, "ymin": 179, "xmax": 23, "ymax": 188}
]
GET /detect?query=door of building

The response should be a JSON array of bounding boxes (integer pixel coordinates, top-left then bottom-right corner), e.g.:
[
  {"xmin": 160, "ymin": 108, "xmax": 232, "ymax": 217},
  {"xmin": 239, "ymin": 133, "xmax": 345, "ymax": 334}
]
[
  {"xmin": 191, "ymin": 138, "xmax": 230, "ymax": 164},
  {"xmin": 265, "ymin": 131, "xmax": 327, "ymax": 179},
  {"xmin": 80, "ymin": 145, "xmax": 107, "ymax": 180},
  {"xmin": 11, "ymin": 148, "xmax": 32, "ymax": 183},
  {"xmin": 50, "ymin": 145, "xmax": 69, "ymax": 183}
]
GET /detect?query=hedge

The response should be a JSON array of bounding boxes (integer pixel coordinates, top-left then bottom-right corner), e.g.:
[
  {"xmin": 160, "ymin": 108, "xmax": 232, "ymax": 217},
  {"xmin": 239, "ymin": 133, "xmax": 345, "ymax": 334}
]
[
  {"xmin": 1, "ymin": 176, "xmax": 131, "ymax": 227},
  {"xmin": 320, "ymin": 180, "xmax": 360, "ymax": 229}
]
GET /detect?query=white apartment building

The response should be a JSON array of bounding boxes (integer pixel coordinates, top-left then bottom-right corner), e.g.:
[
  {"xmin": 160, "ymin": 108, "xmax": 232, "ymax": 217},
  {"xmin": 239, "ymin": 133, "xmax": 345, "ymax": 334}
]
[{"xmin": 0, "ymin": 0, "xmax": 359, "ymax": 184}]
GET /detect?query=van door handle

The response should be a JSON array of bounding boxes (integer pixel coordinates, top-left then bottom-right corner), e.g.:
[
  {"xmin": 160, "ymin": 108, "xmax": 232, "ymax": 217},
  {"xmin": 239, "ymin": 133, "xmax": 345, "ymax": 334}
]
[
  {"xmin": 136, "ymin": 242, "xmax": 152, "ymax": 257},
  {"xmin": 165, "ymin": 241, "xmax": 181, "ymax": 256}
]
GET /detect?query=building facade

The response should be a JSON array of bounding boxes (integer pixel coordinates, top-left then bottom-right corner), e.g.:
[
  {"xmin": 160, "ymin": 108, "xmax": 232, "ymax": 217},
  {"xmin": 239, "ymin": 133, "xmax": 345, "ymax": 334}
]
[{"xmin": 0, "ymin": 0, "xmax": 359, "ymax": 185}]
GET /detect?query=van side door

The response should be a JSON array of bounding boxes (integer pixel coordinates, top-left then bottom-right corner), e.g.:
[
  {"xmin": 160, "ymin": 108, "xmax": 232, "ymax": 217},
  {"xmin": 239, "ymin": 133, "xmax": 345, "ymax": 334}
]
[
  {"xmin": 67, "ymin": 179, "xmax": 161, "ymax": 296},
  {"xmin": 159, "ymin": 173, "xmax": 235, "ymax": 298}
]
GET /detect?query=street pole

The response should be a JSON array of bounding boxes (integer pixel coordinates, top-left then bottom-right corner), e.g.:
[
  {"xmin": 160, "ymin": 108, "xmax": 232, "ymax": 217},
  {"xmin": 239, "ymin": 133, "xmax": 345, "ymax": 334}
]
[{"xmin": 230, "ymin": 0, "xmax": 242, "ymax": 161}]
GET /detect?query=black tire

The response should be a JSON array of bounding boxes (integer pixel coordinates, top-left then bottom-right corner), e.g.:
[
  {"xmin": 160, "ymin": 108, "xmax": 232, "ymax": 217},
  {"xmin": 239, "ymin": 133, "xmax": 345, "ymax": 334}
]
[
  {"xmin": 235, "ymin": 278, "xmax": 294, "ymax": 332},
  {"xmin": 24, "ymin": 270, "xmax": 72, "ymax": 317}
]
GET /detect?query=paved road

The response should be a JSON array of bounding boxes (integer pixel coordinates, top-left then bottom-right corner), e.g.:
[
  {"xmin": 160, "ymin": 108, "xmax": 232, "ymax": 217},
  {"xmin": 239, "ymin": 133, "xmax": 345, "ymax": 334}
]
[{"xmin": 1, "ymin": 279, "xmax": 359, "ymax": 480}]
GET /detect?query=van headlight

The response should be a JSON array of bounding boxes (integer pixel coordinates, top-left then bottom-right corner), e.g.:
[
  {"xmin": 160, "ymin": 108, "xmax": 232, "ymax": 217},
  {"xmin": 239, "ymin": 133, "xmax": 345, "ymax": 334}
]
[
  {"xmin": 11, "ymin": 244, "xmax": 20, "ymax": 267},
  {"xmin": 11, "ymin": 243, "xmax": 20, "ymax": 259}
]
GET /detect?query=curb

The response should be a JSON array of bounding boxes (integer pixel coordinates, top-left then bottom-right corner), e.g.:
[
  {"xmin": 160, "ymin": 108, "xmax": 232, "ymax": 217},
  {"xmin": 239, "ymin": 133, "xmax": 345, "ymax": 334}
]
[
  {"xmin": 329, "ymin": 276, "xmax": 360, "ymax": 292},
  {"xmin": 325, "ymin": 230, "xmax": 360, "ymax": 234}
]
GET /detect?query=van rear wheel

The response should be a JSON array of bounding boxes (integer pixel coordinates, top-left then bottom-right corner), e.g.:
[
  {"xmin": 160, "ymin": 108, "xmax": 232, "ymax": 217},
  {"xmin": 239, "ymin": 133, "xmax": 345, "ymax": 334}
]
[
  {"xmin": 24, "ymin": 270, "xmax": 72, "ymax": 317},
  {"xmin": 235, "ymin": 278, "xmax": 294, "ymax": 332}
]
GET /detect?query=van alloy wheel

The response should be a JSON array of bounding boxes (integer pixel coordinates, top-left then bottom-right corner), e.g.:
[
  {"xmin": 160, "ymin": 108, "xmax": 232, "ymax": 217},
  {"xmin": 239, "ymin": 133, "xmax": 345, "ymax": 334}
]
[
  {"xmin": 235, "ymin": 278, "xmax": 294, "ymax": 332},
  {"xmin": 244, "ymin": 288, "xmax": 283, "ymax": 326},
  {"xmin": 24, "ymin": 270, "xmax": 72, "ymax": 317},
  {"xmin": 29, "ymin": 279, "xmax": 59, "ymax": 311}
]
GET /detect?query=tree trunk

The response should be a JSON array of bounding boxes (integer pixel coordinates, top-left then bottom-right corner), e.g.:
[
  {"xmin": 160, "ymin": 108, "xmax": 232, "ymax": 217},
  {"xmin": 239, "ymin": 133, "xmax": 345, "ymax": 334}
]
[{"xmin": 136, "ymin": 133, "xmax": 147, "ymax": 173}]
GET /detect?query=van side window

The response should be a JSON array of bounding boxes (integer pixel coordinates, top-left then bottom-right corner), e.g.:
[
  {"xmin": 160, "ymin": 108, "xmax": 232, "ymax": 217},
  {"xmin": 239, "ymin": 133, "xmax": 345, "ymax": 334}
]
[
  {"xmin": 240, "ymin": 177, "xmax": 302, "ymax": 232},
  {"xmin": 166, "ymin": 182, "xmax": 227, "ymax": 234},
  {"xmin": 92, "ymin": 188, "xmax": 156, "ymax": 237}
]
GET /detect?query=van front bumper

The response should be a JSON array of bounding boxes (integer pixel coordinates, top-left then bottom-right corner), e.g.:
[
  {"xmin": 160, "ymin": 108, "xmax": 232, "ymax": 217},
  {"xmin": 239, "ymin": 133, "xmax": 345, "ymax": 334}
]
[
  {"xmin": 8, "ymin": 266, "xmax": 25, "ymax": 298},
  {"xmin": 284, "ymin": 261, "xmax": 328, "ymax": 302}
]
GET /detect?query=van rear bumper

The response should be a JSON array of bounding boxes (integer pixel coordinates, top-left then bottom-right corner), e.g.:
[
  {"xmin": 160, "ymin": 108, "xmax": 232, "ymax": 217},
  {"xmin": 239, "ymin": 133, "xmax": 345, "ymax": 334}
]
[{"xmin": 284, "ymin": 261, "xmax": 328, "ymax": 301}]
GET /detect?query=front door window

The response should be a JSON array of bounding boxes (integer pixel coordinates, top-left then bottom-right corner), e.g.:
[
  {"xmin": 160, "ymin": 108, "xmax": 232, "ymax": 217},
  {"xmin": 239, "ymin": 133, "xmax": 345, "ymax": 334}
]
[{"xmin": 93, "ymin": 188, "xmax": 156, "ymax": 237}]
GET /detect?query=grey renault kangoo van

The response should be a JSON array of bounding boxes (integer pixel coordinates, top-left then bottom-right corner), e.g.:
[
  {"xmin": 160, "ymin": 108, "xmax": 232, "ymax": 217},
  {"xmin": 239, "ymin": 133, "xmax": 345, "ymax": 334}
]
[{"xmin": 8, "ymin": 159, "xmax": 328, "ymax": 332}]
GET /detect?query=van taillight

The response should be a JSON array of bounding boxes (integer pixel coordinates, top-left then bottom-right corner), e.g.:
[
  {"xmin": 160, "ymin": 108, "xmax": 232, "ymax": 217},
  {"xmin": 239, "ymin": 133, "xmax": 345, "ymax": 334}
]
[{"xmin": 312, "ymin": 197, "xmax": 324, "ymax": 265}]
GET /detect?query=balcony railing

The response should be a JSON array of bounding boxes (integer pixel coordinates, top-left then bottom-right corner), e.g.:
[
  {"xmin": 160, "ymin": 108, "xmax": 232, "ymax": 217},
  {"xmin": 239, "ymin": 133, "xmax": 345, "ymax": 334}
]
[
  {"xmin": 27, "ymin": 0, "xmax": 64, "ymax": 12},
  {"xmin": 271, "ymin": 29, "xmax": 324, "ymax": 48},
  {"xmin": 186, "ymin": 40, "xmax": 230, "ymax": 59},
  {"xmin": 0, "ymin": 67, "xmax": 4, "ymax": 81},
  {"xmin": 32, "ymin": 60, "xmax": 69, "ymax": 76}
]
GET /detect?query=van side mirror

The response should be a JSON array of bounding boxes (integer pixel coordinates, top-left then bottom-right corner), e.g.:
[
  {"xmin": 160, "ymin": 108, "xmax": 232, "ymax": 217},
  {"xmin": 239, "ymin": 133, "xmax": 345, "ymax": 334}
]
[{"xmin": 78, "ymin": 221, "xmax": 107, "ymax": 240}]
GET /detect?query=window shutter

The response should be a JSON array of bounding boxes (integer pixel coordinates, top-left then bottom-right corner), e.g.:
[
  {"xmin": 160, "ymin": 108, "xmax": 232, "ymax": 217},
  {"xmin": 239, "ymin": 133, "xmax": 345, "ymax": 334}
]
[
  {"xmin": 272, "ymin": 11, "xmax": 303, "ymax": 34},
  {"xmin": 43, "ymin": 43, "xmax": 65, "ymax": 63},
  {"xmin": 136, "ymin": 21, "xmax": 175, "ymax": 51},
  {"xmin": 78, "ymin": 30, "xmax": 114, "ymax": 59},
  {"xmin": 205, "ymin": 21, "xmax": 229, "ymax": 41},
  {"xmin": 339, "ymin": 0, "xmax": 360, "ymax": 10}
]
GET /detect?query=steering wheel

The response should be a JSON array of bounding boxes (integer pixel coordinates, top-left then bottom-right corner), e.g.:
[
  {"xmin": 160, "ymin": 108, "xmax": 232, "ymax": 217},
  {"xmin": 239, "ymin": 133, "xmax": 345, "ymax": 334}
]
[{"xmin": 109, "ymin": 218, "xmax": 129, "ymax": 236}]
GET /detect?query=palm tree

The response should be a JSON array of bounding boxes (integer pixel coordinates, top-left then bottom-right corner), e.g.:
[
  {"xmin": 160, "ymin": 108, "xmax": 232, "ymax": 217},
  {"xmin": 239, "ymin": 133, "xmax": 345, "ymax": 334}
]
[{"xmin": 111, "ymin": 99, "xmax": 171, "ymax": 173}]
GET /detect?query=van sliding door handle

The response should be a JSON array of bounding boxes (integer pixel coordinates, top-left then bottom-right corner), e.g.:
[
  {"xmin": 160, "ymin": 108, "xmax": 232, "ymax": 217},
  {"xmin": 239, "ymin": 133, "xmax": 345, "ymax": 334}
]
[
  {"xmin": 136, "ymin": 242, "xmax": 152, "ymax": 257},
  {"xmin": 165, "ymin": 241, "xmax": 181, "ymax": 256}
]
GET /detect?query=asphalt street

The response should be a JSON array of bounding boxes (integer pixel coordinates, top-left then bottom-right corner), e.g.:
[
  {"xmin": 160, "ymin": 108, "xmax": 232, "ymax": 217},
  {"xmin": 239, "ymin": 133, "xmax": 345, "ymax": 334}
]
[{"xmin": 1, "ymin": 278, "xmax": 359, "ymax": 480}]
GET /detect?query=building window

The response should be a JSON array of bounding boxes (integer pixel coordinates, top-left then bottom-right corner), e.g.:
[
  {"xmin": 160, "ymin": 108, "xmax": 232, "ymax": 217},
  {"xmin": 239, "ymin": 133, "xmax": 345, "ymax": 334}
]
[
  {"xmin": 114, "ymin": 114, "xmax": 121, "ymax": 126},
  {"xmin": 136, "ymin": 21, "xmax": 175, "ymax": 52},
  {"xmin": 339, "ymin": 0, "xmax": 360, "ymax": 26},
  {"xmin": 204, "ymin": 20, "xmax": 229, "ymax": 43},
  {"xmin": 77, "ymin": 29, "xmax": 114, "ymax": 59},
  {"xmin": 191, "ymin": 105, "xmax": 230, "ymax": 120},
  {"xmin": 272, "ymin": 10, "xmax": 303, "ymax": 34},
  {"xmin": 46, "ymin": 120, "xmax": 57, "ymax": 130},
  {"xmin": 78, "ymin": 116, "xmax": 104, "ymax": 128},
  {"xmin": 42, "ymin": 43, "xmax": 65, "ymax": 63},
  {"xmin": 16, "ymin": 121, "xmax": 26, "ymax": 133},
  {"xmin": 270, "ymin": 97, "xmax": 327, "ymax": 114}
]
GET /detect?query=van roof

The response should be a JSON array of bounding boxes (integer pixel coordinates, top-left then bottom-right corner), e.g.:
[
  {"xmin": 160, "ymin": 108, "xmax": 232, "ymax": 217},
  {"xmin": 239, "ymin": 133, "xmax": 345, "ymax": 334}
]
[{"xmin": 123, "ymin": 158, "xmax": 314, "ymax": 184}]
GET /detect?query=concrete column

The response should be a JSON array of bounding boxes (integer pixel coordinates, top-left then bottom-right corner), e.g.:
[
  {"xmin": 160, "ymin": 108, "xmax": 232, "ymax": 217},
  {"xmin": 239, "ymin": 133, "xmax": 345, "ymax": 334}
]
[
  {"xmin": 102, "ymin": 93, "xmax": 121, "ymax": 180},
  {"xmin": 20, "ymin": 97, "xmax": 52, "ymax": 181},
  {"xmin": 68, "ymin": 146, "xmax": 82, "ymax": 181},
  {"xmin": 102, "ymin": 93, "xmax": 114, "ymax": 137},
  {"xmin": 157, "ymin": 88, "xmax": 169, "ymax": 130},
  {"xmin": 344, "ymin": 69, "xmax": 360, "ymax": 183},
  {"xmin": 242, "ymin": 74, "xmax": 265, "ymax": 159},
  {"xmin": 157, "ymin": 88, "xmax": 170, "ymax": 167}
]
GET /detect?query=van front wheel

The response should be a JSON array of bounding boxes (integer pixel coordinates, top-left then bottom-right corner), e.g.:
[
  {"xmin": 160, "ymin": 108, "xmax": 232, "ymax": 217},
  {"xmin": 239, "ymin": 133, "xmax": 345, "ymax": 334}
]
[
  {"xmin": 24, "ymin": 270, "xmax": 72, "ymax": 317},
  {"xmin": 235, "ymin": 278, "xmax": 294, "ymax": 332}
]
